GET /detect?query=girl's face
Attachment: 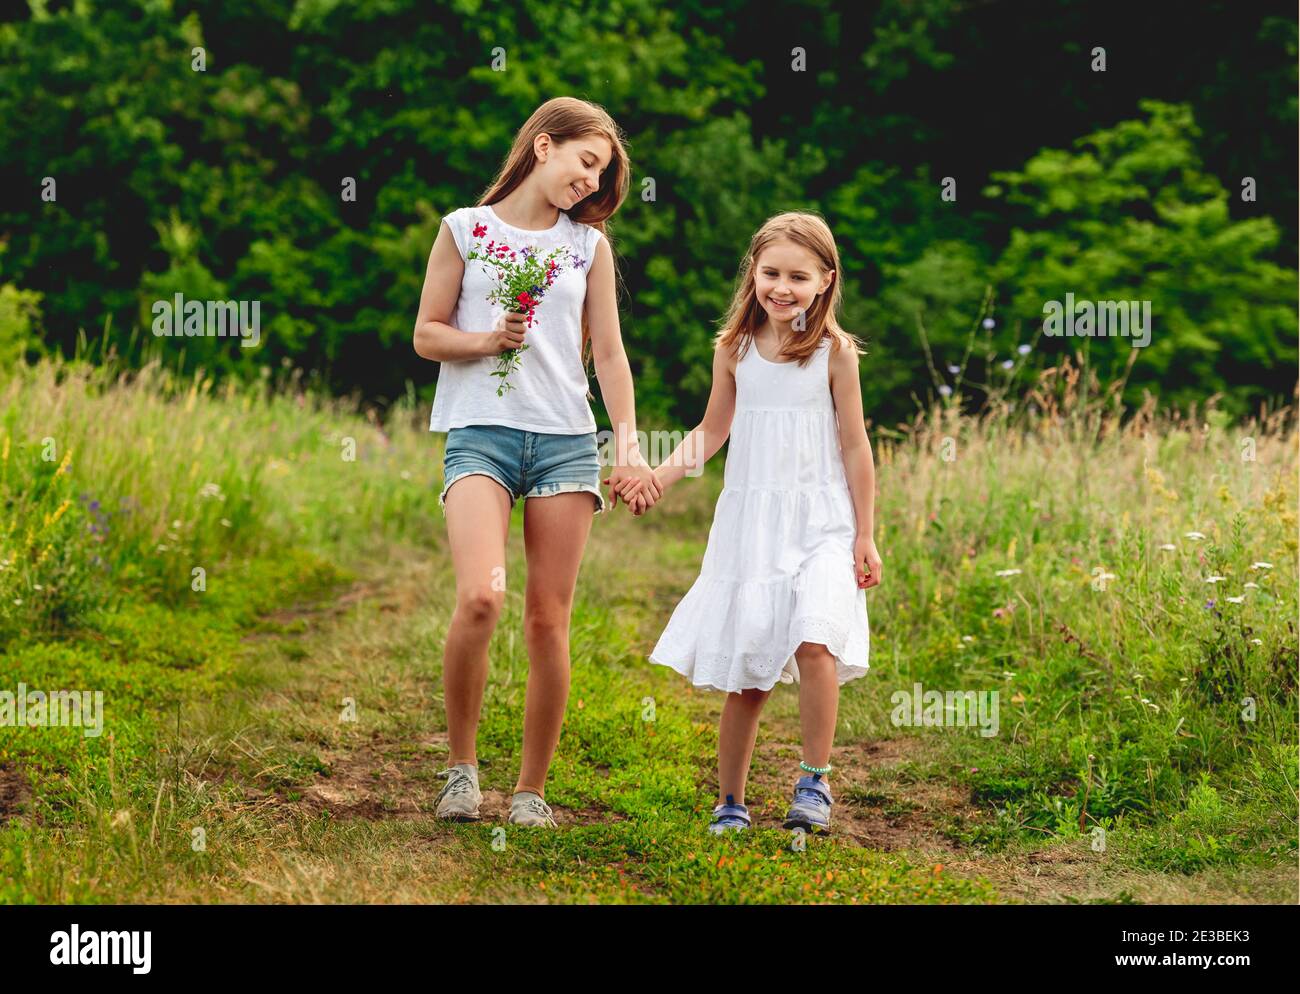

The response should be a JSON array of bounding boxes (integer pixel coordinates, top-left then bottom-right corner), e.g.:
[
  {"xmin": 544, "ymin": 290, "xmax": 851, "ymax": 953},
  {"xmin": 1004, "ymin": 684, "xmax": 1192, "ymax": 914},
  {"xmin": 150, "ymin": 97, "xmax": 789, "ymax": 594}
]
[
  {"xmin": 535, "ymin": 133, "xmax": 613, "ymax": 210},
  {"xmin": 753, "ymin": 239, "xmax": 833, "ymax": 329}
]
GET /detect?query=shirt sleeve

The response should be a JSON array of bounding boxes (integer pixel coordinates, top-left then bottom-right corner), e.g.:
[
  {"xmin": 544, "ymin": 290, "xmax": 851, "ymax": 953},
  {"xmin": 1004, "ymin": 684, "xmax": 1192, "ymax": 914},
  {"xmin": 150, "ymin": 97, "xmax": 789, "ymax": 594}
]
[
  {"xmin": 442, "ymin": 207, "xmax": 469, "ymax": 259},
  {"xmin": 587, "ymin": 224, "xmax": 605, "ymax": 264}
]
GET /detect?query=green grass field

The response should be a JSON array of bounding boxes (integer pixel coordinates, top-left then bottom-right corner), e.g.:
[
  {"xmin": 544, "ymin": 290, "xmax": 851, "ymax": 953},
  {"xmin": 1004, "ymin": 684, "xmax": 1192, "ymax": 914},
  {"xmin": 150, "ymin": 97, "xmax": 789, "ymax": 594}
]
[{"xmin": 0, "ymin": 349, "xmax": 1295, "ymax": 903}]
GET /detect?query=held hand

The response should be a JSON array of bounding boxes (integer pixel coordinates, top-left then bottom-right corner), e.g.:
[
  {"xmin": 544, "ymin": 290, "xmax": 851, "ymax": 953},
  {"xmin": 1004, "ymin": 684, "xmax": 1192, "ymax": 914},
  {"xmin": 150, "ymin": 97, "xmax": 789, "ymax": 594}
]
[
  {"xmin": 618, "ymin": 454, "xmax": 660, "ymax": 511},
  {"xmin": 626, "ymin": 462, "xmax": 670, "ymax": 516},
  {"xmin": 601, "ymin": 463, "xmax": 643, "ymax": 511},
  {"xmin": 618, "ymin": 476, "xmax": 656, "ymax": 516},
  {"xmin": 602, "ymin": 458, "xmax": 662, "ymax": 512},
  {"xmin": 855, "ymin": 535, "xmax": 882, "ymax": 589},
  {"xmin": 485, "ymin": 310, "xmax": 527, "ymax": 355},
  {"xmin": 626, "ymin": 459, "xmax": 663, "ymax": 505}
]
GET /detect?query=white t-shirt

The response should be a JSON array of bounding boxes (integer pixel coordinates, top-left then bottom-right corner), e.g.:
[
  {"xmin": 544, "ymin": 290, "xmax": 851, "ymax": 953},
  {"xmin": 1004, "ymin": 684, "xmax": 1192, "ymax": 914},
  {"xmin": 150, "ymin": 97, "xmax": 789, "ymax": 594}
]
[{"xmin": 428, "ymin": 204, "xmax": 603, "ymax": 434}]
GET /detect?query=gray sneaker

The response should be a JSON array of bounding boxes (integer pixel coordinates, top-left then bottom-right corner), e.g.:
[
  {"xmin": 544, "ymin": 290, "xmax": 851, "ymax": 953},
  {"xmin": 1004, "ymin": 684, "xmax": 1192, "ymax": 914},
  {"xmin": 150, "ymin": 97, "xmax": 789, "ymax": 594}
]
[
  {"xmin": 708, "ymin": 795, "xmax": 751, "ymax": 834},
  {"xmin": 434, "ymin": 763, "xmax": 482, "ymax": 821},
  {"xmin": 508, "ymin": 790, "xmax": 557, "ymax": 827}
]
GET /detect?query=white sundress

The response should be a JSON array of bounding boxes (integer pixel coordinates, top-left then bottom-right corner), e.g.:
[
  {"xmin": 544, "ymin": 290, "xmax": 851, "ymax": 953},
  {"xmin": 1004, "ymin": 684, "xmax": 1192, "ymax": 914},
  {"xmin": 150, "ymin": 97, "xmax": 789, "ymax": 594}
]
[{"xmin": 649, "ymin": 335, "xmax": 871, "ymax": 693}]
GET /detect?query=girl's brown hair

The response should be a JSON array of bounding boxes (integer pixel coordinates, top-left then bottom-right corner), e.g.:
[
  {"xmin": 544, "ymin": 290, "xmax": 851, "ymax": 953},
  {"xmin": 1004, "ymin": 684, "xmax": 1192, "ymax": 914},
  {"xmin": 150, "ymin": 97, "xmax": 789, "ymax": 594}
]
[
  {"xmin": 714, "ymin": 211, "xmax": 866, "ymax": 366},
  {"xmin": 477, "ymin": 97, "xmax": 632, "ymax": 380}
]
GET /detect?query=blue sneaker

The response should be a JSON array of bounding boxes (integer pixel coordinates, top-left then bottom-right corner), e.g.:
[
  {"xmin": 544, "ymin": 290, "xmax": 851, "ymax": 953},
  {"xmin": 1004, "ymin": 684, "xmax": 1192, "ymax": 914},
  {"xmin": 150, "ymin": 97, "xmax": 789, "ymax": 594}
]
[
  {"xmin": 782, "ymin": 775, "xmax": 832, "ymax": 834},
  {"xmin": 708, "ymin": 794, "xmax": 751, "ymax": 834}
]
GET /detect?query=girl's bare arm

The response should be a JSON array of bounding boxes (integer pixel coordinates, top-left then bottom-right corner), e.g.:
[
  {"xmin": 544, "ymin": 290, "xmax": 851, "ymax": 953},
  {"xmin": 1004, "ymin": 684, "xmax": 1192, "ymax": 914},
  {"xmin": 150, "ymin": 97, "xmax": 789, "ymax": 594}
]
[
  {"xmin": 830, "ymin": 341, "xmax": 878, "ymax": 546},
  {"xmin": 654, "ymin": 340, "xmax": 737, "ymax": 489},
  {"xmin": 586, "ymin": 237, "xmax": 661, "ymax": 503},
  {"xmin": 413, "ymin": 220, "xmax": 523, "ymax": 362},
  {"xmin": 830, "ymin": 342, "xmax": 881, "ymax": 587}
]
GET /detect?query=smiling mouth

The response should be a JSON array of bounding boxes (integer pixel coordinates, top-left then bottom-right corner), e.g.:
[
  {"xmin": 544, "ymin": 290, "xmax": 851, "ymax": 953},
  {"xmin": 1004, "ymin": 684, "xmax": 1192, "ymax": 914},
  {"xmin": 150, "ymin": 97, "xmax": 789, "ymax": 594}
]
[
  {"xmin": 570, "ymin": 183, "xmax": 583, "ymax": 200},
  {"xmin": 768, "ymin": 297, "xmax": 796, "ymax": 308}
]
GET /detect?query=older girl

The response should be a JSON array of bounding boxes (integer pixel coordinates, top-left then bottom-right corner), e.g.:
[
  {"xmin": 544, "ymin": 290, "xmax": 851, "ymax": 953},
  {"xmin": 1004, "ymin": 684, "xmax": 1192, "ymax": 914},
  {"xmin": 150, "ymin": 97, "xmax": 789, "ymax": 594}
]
[{"xmin": 413, "ymin": 97, "xmax": 659, "ymax": 827}]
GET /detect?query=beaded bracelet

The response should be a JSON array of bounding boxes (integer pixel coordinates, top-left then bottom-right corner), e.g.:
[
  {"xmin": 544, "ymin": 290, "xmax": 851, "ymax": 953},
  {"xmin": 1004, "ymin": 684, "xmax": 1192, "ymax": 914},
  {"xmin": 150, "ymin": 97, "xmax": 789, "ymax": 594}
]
[{"xmin": 800, "ymin": 760, "xmax": 832, "ymax": 775}]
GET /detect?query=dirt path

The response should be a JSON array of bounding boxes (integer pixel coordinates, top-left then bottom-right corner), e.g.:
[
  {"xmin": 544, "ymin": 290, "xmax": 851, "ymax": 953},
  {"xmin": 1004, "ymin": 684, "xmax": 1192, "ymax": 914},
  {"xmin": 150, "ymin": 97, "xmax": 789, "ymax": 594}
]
[{"xmin": 0, "ymin": 764, "xmax": 30, "ymax": 825}]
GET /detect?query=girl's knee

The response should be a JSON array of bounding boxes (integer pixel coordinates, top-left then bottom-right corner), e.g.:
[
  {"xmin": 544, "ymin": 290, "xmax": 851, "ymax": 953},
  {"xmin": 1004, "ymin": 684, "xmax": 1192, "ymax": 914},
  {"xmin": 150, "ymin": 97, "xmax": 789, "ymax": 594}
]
[
  {"xmin": 794, "ymin": 641, "xmax": 835, "ymax": 667},
  {"xmin": 457, "ymin": 586, "xmax": 505, "ymax": 626},
  {"xmin": 523, "ymin": 606, "xmax": 572, "ymax": 641}
]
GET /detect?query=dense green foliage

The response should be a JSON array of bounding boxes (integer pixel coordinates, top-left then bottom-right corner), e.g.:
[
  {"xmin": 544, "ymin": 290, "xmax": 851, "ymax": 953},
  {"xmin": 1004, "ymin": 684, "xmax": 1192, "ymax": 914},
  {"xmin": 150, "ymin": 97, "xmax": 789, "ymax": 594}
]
[{"xmin": 1, "ymin": 0, "xmax": 1295, "ymax": 426}]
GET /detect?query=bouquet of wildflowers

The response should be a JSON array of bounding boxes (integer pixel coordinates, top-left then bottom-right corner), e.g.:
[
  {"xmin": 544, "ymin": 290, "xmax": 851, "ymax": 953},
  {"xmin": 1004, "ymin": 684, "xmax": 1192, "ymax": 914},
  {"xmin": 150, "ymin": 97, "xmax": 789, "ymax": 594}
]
[{"xmin": 467, "ymin": 221, "xmax": 571, "ymax": 396}]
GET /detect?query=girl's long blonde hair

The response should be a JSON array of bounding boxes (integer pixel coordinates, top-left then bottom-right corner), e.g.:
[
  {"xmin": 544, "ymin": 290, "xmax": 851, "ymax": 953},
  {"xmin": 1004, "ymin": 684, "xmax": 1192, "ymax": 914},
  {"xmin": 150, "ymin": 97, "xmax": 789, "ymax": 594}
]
[
  {"xmin": 477, "ymin": 97, "xmax": 631, "ymax": 380},
  {"xmin": 714, "ymin": 211, "xmax": 866, "ymax": 365}
]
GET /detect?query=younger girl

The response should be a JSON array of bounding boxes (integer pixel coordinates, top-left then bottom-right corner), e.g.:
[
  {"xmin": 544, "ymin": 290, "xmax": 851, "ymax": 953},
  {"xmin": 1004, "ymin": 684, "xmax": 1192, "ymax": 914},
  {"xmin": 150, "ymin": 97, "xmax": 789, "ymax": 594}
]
[
  {"xmin": 636, "ymin": 212, "xmax": 882, "ymax": 834},
  {"xmin": 413, "ymin": 97, "xmax": 660, "ymax": 828}
]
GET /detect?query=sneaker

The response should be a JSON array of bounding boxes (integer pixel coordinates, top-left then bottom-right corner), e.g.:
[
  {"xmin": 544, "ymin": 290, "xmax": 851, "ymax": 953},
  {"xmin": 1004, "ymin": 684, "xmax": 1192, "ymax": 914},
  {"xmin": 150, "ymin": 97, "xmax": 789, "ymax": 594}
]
[
  {"xmin": 434, "ymin": 763, "xmax": 482, "ymax": 821},
  {"xmin": 782, "ymin": 775, "xmax": 832, "ymax": 834},
  {"xmin": 508, "ymin": 790, "xmax": 557, "ymax": 827},
  {"xmin": 708, "ymin": 795, "xmax": 751, "ymax": 834}
]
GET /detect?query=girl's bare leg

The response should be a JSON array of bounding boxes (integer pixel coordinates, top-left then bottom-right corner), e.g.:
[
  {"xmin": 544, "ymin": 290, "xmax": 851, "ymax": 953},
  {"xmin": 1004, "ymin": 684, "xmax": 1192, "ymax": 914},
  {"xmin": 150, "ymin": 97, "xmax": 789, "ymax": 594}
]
[
  {"xmin": 794, "ymin": 641, "xmax": 839, "ymax": 792},
  {"xmin": 515, "ymin": 492, "xmax": 596, "ymax": 796},
  {"xmin": 717, "ymin": 687, "xmax": 771, "ymax": 805},
  {"xmin": 441, "ymin": 475, "xmax": 513, "ymax": 767}
]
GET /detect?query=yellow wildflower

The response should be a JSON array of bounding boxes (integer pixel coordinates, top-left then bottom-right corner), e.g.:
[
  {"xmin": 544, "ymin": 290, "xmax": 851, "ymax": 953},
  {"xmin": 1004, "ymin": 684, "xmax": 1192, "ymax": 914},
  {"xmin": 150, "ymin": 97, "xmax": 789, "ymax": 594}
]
[
  {"xmin": 43, "ymin": 498, "xmax": 72, "ymax": 527},
  {"xmin": 1144, "ymin": 466, "xmax": 1179, "ymax": 502}
]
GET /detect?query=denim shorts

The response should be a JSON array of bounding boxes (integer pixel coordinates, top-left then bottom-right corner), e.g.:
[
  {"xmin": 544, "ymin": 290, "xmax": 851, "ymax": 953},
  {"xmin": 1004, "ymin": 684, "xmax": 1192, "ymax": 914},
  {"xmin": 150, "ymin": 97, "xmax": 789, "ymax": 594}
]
[{"xmin": 439, "ymin": 424, "xmax": 607, "ymax": 516}]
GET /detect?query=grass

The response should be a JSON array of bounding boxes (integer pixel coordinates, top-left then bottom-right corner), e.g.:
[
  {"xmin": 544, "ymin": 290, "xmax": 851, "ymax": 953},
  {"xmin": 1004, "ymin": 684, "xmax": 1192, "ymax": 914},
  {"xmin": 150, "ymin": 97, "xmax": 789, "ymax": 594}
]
[{"xmin": 0, "ymin": 342, "xmax": 1295, "ymax": 903}]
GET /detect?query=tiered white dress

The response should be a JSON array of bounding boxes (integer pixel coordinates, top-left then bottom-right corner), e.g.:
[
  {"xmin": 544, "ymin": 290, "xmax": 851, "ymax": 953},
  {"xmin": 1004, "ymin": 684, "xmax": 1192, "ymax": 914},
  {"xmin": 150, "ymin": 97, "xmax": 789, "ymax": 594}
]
[{"xmin": 649, "ymin": 335, "xmax": 870, "ymax": 693}]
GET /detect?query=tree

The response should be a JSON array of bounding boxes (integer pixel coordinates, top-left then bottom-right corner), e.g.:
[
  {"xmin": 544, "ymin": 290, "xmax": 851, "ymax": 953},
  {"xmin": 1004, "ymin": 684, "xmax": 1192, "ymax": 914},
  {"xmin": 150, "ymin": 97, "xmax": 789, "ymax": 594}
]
[{"xmin": 985, "ymin": 101, "xmax": 1296, "ymax": 417}]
